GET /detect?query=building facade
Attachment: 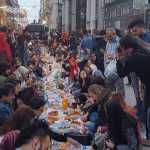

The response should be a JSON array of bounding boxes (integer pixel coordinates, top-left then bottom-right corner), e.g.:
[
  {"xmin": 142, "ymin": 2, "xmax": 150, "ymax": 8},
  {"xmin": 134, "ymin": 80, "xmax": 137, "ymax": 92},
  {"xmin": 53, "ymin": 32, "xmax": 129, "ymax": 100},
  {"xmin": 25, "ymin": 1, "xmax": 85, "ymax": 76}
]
[
  {"xmin": 40, "ymin": 0, "xmax": 87, "ymax": 32},
  {"xmin": 104, "ymin": 0, "xmax": 145, "ymax": 30},
  {"xmin": 86, "ymin": 0, "xmax": 105, "ymax": 31},
  {"xmin": 39, "ymin": 0, "xmax": 150, "ymax": 31},
  {"xmin": 0, "ymin": 0, "xmax": 21, "ymax": 27},
  {"xmin": 63, "ymin": 0, "xmax": 86, "ymax": 32},
  {"xmin": 40, "ymin": 0, "xmax": 63, "ymax": 31}
]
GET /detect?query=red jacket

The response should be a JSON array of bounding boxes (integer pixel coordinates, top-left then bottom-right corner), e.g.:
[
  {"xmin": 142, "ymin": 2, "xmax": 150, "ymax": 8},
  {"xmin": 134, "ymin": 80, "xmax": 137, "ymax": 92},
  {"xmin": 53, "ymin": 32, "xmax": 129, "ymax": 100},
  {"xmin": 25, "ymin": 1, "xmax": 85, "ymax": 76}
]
[
  {"xmin": 0, "ymin": 32, "xmax": 12, "ymax": 64},
  {"xmin": 68, "ymin": 57, "xmax": 79, "ymax": 80}
]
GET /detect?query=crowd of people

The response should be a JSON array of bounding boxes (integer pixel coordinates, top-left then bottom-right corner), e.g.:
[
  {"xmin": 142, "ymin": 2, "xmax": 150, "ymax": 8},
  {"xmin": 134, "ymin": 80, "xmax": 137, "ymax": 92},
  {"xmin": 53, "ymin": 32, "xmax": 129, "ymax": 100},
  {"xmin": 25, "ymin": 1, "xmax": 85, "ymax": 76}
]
[{"xmin": 0, "ymin": 18, "xmax": 150, "ymax": 150}]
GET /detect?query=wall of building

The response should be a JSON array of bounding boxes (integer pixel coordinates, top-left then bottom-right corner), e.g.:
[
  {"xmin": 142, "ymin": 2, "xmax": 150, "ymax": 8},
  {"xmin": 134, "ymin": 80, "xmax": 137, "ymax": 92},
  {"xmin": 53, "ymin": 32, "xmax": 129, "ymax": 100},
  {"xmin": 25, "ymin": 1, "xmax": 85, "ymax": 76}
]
[
  {"xmin": 104, "ymin": 0, "xmax": 144, "ymax": 30},
  {"xmin": 39, "ymin": 0, "xmax": 148, "ymax": 32},
  {"xmin": 86, "ymin": 0, "xmax": 105, "ymax": 32},
  {"xmin": 97, "ymin": 0, "xmax": 105, "ymax": 30},
  {"xmin": 40, "ymin": 0, "xmax": 62, "ymax": 31},
  {"xmin": 0, "ymin": 0, "xmax": 20, "ymax": 26},
  {"xmin": 70, "ymin": 0, "xmax": 76, "ymax": 31}
]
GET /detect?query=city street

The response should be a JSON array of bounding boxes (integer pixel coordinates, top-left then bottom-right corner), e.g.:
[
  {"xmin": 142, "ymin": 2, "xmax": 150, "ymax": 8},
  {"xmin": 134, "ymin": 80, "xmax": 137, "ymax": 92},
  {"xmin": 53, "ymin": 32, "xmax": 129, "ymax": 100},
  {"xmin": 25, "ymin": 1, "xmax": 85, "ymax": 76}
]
[{"xmin": 0, "ymin": 0, "xmax": 150, "ymax": 150}]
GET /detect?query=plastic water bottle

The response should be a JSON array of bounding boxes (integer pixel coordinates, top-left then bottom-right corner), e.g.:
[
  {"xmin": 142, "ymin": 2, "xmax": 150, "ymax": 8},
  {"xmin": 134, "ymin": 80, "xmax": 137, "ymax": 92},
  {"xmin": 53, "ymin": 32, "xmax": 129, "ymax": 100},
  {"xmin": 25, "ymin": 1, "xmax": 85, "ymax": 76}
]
[{"xmin": 82, "ymin": 145, "xmax": 88, "ymax": 150}]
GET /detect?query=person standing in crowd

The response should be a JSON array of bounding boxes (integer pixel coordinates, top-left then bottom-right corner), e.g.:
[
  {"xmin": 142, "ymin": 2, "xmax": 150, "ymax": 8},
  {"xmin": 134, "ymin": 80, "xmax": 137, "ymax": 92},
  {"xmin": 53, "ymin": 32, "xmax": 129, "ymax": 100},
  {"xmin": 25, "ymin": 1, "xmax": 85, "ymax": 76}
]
[
  {"xmin": 128, "ymin": 19, "xmax": 150, "ymax": 97},
  {"xmin": 50, "ymin": 36, "xmax": 57, "ymax": 56},
  {"xmin": 0, "ymin": 32, "xmax": 12, "ymax": 65},
  {"xmin": 105, "ymin": 99, "xmax": 141, "ymax": 150},
  {"xmin": 69, "ymin": 32, "xmax": 77, "ymax": 52},
  {"xmin": 93, "ymin": 30, "xmax": 106, "ymax": 73},
  {"xmin": 61, "ymin": 32, "xmax": 69, "ymax": 46},
  {"xmin": 117, "ymin": 35, "xmax": 150, "ymax": 140},
  {"xmin": 128, "ymin": 19, "xmax": 150, "ymax": 122},
  {"xmin": 81, "ymin": 30, "xmax": 94, "ymax": 52},
  {"xmin": 105, "ymin": 28, "xmax": 125, "ymax": 97},
  {"xmin": 7, "ymin": 29, "xmax": 17, "ymax": 62},
  {"xmin": 128, "ymin": 19, "xmax": 150, "ymax": 43},
  {"xmin": 17, "ymin": 30, "xmax": 30, "ymax": 66},
  {"xmin": 105, "ymin": 28, "xmax": 119, "ymax": 65},
  {"xmin": 93, "ymin": 30, "xmax": 106, "ymax": 52}
]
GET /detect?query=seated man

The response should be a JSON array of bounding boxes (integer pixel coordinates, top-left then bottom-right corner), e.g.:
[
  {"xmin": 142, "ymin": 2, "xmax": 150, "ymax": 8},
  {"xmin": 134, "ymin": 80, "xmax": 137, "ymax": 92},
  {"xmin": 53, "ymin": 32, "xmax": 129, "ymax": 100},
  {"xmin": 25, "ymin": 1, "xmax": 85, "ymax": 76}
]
[
  {"xmin": 15, "ymin": 119, "xmax": 80, "ymax": 150},
  {"xmin": 15, "ymin": 119, "xmax": 52, "ymax": 150},
  {"xmin": 0, "ymin": 83, "xmax": 15, "ymax": 126},
  {"xmin": 0, "ymin": 63, "xmax": 11, "ymax": 86}
]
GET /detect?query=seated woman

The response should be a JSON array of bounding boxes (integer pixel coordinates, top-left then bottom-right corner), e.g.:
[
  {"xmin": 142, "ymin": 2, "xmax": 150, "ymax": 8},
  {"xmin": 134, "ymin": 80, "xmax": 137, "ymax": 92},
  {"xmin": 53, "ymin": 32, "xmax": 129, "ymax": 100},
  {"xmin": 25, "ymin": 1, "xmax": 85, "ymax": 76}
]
[
  {"xmin": 79, "ymin": 70, "xmax": 91, "ymax": 94},
  {"xmin": 68, "ymin": 52, "xmax": 79, "ymax": 82},
  {"xmin": 105, "ymin": 93, "xmax": 141, "ymax": 150},
  {"xmin": 83, "ymin": 62, "xmax": 105, "ymax": 86},
  {"xmin": 81, "ymin": 84, "xmax": 108, "ymax": 133},
  {"xmin": 90, "ymin": 52, "xmax": 103, "ymax": 71},
  {"xmin": 73, "ymin": 70, "xmax": 91, "ymax": 105}
]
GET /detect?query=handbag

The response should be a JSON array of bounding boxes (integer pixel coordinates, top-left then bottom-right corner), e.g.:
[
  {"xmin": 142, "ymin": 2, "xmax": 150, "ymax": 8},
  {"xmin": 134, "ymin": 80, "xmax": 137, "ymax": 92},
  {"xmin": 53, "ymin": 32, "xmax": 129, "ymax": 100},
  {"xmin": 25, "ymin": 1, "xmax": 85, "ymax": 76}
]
[{"xmin": 91, "ymin": 133, "xmax": 108, "ymax": 150}]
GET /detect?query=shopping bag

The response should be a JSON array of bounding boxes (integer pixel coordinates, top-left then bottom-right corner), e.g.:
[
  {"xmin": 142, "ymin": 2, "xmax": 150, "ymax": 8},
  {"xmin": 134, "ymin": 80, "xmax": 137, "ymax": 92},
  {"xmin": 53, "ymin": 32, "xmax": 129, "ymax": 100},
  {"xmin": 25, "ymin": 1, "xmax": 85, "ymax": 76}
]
[
  {"xmin": 104, "ymin": 60, "xmax": 119, "ymax": 84},
  {"xmin": 91, "ymin": 133, "xmax": 107, "ymax": 150}
]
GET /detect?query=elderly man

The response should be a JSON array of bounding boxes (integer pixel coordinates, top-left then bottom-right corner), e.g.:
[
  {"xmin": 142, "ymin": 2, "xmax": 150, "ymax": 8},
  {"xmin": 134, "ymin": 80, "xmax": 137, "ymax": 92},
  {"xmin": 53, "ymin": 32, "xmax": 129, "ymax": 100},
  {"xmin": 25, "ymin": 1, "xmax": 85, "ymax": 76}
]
[
  {"xmin": 105, "ymin": 28, "xmax": 125, "ymax": 97},
  {"xmin": 105, "ymin": 28, "xmax": 119, "ymax": 66}
]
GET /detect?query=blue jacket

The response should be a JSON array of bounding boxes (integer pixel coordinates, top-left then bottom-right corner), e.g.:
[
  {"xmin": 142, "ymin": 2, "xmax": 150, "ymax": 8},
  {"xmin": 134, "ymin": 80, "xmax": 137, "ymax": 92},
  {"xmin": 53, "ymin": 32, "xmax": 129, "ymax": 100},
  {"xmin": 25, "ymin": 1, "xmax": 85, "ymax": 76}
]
[
  {"xmin": 0, "ymin": 101, "xmax": 13, "ymax": 126},
  {"xmin": 81, "ymin": 36, "xmax": 94, "ymax": 50},
  {"xmin": 142, "ymin": 32, "xmax": 150, "ymax": 43}
]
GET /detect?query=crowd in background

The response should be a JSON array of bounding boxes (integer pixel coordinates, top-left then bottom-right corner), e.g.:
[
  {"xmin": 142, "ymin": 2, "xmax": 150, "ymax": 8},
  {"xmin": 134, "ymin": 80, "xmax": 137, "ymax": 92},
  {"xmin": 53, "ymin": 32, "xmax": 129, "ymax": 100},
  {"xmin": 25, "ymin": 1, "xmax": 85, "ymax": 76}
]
[{"xmin": 0, "ymin": 18, "xmax": 150, "ymax": 150}]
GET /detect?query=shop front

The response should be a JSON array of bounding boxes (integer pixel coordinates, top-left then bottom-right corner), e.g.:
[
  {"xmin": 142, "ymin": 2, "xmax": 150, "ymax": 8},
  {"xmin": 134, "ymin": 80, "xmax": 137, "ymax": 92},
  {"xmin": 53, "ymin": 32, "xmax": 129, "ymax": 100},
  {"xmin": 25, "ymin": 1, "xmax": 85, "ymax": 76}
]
[{"xmin": 104, "ymin": 0, "xmax": 143, "ymax": 30}]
